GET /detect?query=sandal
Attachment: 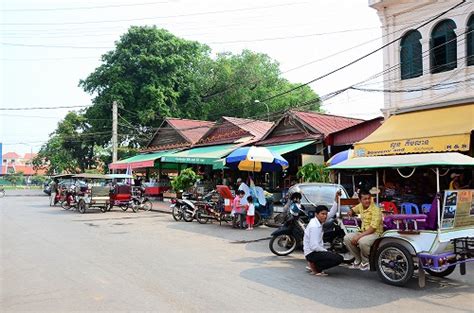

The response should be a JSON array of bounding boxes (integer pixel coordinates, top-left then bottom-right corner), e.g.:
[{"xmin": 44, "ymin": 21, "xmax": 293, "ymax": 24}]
[{"xmin": 314, "ymin": 272, "xmax": 328, "ymax": 276}]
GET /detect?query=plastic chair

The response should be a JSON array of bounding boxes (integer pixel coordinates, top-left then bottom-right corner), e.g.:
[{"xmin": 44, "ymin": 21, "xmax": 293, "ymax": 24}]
[
  {"xmin": 380, "ymin": 201, "xmax": 399, "ymax": 214},
  {"xmin": 421, "ymin": 204, "xmax": 432, "ymax": 214},
  {"xmin": 401, "ymin": 202, "xmax": 419, "ymax": 214}
]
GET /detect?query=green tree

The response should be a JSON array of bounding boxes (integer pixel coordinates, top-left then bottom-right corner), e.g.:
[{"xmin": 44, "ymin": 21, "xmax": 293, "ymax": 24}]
[
  {"xmin": 80, "ymin": 26, "xmax": 320, "ymax": 147},
  {"xmin": 30, "ymin": 175, "xmax": 47, "ymax": 186},
  {"xmin": 79, "ymin": 26, "xmax": 211, "ymax": 147},
  {"xmin": 33, "ymin": 112, "xmax": 97, "ymax": 174},
  {"xmin": 5, "ymin": 172, "xmax": 24, "ymax": 186}
]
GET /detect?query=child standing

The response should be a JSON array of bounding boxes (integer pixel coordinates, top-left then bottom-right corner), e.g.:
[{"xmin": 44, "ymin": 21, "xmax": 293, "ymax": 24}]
[
  {"xmin": 246, "ymin": 195, "xmax": 255, "ymax": 230},
  {"xmin": 232, "ymin": 190, "xmax": 246, "ymax": 229}
]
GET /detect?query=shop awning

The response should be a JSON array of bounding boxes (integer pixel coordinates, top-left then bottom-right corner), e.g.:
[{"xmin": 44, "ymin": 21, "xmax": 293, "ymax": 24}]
[
  {"xmin": 109, "ymin": 150, "xmax": 174, "ymax": 170},
  {"xmin": 160, "ymin": 144, "xmax": 237, "ymax": 168},
  {"xmin": 265, "ymin": 140, "xmax": 315, "ymax": 155},
  {"xmin": 328, "ymin": 152, "xmax": 474, "ymax": 170},
  {"xmin": 354, "ymin": 104, "xmax": 474, "ymax": 157}
]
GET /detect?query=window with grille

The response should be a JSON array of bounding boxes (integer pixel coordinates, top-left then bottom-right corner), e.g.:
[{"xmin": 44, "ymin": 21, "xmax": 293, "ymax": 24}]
[
  {"xmin": 400, "ymin": 30, "xmax": 423, "ymax": 79},
  {"xmin": 468, "ymin": 15, "xmax": 474, "ymax": 66},
  {"xmin": 430, "ymin": 19, "xmax": 457, "ymax": 74}
]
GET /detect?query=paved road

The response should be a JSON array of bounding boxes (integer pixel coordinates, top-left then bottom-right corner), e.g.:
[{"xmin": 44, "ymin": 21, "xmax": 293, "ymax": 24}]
[{"xmin": 1, "ymin": 191, "xmax": 473, "ymax": 312}]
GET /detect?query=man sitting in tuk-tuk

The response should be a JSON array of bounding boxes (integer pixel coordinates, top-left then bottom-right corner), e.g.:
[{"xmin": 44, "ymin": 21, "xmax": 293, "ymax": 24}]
[{"xmin": 344, "ymin": 189, "xmax": 383, "ymax": 271}]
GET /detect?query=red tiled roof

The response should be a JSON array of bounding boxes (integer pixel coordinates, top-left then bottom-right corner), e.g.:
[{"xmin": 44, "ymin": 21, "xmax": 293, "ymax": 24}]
[
  {"xmin": 2, "ymin": 152, "xmax": 21, "ymax": 159},
  {"xmin": 223, "ymin": 116, "xmax": 273, "ymax": 140},
  {"xmin": 23, "ymin": 153, "xmax": 37, "ymax": 160},
  {"xmin": 292, "ymin": 110, "xmax": 364, "ymax": 136},
  {"xmin": 166, "ymin": 118, "xmax": 214, "ymax": 144},
  {"xmin": 1, "ymin": 164, "xmax": 46, "ymax": 175}
]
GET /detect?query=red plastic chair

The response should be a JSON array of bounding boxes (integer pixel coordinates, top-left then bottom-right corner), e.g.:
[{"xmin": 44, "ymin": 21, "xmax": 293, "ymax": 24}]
[{"xmin": 380, "ymin": 201, "xmax": 399, "ymax": 214}]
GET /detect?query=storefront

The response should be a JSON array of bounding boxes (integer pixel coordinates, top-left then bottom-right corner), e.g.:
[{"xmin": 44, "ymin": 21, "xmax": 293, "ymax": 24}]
[{"xmin": 354, "ymin": 104, "xmax": 474, "ymax": 157}]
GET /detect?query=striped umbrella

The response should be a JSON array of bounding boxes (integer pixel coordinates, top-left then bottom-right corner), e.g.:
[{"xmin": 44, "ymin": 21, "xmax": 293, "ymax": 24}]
[{"xmin": 225, "ymin": 146, "xmax": 289, "ymax": 172}]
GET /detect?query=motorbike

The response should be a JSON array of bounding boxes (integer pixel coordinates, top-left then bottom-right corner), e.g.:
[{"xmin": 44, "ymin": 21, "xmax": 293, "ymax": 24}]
[
  {"xmin": 180, "ymin": 191, "xmax": 216, "ymax": 223},
  {"xmin": 131, "ymin": 186, "xmax": 152, "ymax": 212},
  {"xmin": 61, "ymin": 186, "xmax": 77, "ymax": 210},
  {"xmin": 170, "ymin": 192, "xmax": 196, "ymax": 222},
  {"xmin": 269, "ymin": 206, "xmax": 354, "ymax": 263}
]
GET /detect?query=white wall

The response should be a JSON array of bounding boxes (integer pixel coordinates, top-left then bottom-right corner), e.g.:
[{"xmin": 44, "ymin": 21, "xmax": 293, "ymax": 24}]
[{"xmin": 370, "ymin": 0, "xmax": 474, "ymax": 117}]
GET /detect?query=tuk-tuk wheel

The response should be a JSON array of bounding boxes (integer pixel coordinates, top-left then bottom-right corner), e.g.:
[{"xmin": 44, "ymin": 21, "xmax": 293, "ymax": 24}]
[
  {"xmin": 77, "ymin": 200, "xmax": 87, "ymax": 214},
  {"xmin": 425, "ymin": 265, "xmax": 456, "ymax": 277},
  {"xmin": 375, "ymin": 242, "xmax": 414, "ymax": 287}
]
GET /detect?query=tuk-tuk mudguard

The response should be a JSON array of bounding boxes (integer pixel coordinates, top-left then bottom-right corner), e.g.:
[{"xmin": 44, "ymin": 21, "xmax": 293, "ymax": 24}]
[{"xmin": 369, "ymin": 231, "xmax": 437, "ymax": 271}]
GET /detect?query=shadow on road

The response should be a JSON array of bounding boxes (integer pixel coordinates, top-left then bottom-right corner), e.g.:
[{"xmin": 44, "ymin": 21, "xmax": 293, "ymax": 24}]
[{"xmin": 234, "ymin": 255, "xmax": 473, "ymax": 310}]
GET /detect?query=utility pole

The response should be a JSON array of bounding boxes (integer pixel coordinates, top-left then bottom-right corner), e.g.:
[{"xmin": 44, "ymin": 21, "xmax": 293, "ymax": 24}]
[{"xmin": 112, "ymin": 101, "xmax": 118, "ymax": 167}]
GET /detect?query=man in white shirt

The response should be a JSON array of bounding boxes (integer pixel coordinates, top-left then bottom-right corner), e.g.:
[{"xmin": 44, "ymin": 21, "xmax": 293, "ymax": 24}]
[{"xmin": 303, "ymin": 191, "xmax": 343, "ymax": 276}]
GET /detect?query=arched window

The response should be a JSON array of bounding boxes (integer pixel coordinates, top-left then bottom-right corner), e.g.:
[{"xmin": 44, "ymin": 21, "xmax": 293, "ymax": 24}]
[
  {"xmin": 468, "ymin": 15, "xmax": 474, "ymax": 66},
  {"xmin": 430, "ymin": 19, "xmax": 457, "ymax": 73},
  {"xmin": 400, "ymin": 30, "xmax": 423, "ymax": 79}
]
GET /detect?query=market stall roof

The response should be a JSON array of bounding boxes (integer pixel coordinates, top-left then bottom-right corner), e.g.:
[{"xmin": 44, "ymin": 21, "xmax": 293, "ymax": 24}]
[
  {"xmin": 354, "ymin": 104, "xmax": 474, "ymax": 157},
  {"xmin": 106, "ymin": 174, "xmax": 133, "ymax": 179},
  {"xmin": 328, "ymin": 152, "xmax": 474, "ymax": 170},
  {"xmin": 265, "ymin": 140, "xmax": 315, "ymax": 155},
  {"xmin": 160, "ymin": 144, "xmax": 238, "ymax": 168},
  {"xmin": 109, "ymin": 150, "xmax": 175, "ymax": 170}
]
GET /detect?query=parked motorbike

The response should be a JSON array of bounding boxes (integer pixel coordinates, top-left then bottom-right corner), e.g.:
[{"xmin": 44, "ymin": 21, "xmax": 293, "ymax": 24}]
[
  {"xmin": 131, "ymin": 186, "xmax": 152, "ymax": 212},
  {"xmin": 269, "ymin": 206, "xmax": 354, "ymax": 262}
]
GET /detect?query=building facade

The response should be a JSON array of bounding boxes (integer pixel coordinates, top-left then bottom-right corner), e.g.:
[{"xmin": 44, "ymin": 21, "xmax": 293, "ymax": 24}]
[{"xmin": 369, "ymin": 0, "xmax": 474, "ymax": 116}]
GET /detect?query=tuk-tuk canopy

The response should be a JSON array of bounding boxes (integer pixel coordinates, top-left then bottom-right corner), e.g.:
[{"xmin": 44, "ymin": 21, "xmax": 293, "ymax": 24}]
[
  {"xmin": 327, "ymin": 152, "xmax": 474, "ymax": 170},
  {"xmin": 51, "ymin": 174, "xmax": 75, "ymax": 179},
  {"xmin": 72, "ymin": 173, "xmax": 109, "ymax": 179}
]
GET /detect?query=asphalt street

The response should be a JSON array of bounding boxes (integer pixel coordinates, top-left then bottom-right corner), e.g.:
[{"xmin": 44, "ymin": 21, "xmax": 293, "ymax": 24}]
[{"xmin": 1, "ymin": 190, "xmax": 473, "ymax": 312}]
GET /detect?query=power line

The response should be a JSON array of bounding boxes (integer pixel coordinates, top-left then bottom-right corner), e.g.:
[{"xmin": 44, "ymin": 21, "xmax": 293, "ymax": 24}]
[
  {"xmin": 0, "ymin": 105, "xmax": 90, "ymax": 111},
  {"xmin": 2, "ymin": 1, "xmax": 172, "ymax": 12},
  {"xmin": 0, "ymin": 2, "xmax": 308, "ymax": 26},
  {"xmin": 256, "ymin": 0, "xmax": 468, "ymax": 104},
  {"xmin": 0, "ymin": 42, "xmax": 113, "ymax": 49}
]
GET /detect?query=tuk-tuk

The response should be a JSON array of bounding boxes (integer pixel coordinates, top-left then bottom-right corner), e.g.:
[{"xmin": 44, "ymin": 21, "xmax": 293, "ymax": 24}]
[
  {"xmin": 328, "ymin": 152, "xmax": 474, "ymax": 287},
  {"xmin": 72, "ymin": 173, "xmax": 111, "ymax": 214}
]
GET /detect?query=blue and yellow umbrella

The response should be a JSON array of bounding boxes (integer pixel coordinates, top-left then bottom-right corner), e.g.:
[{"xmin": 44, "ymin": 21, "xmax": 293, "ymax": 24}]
[{"xmin": 225, "ymin": 146, "xmax": 289, "ymax": 172}]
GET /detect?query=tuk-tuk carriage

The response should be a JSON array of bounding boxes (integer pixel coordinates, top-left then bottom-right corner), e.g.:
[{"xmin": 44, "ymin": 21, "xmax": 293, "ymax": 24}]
[
  {"xmin": 72, "ymin": 173, "xmax": 111, "ymax": 214},
  {"xmin": 107, "ymin": 174, "xmax": 152, "ymax": 212},
  {"xmin": 328, "ymin": 152, "xmax": 474, "ymax": 287},
  {"xmin": 50, "ymin": 174, "xmax": 75, "ymax": 206}
]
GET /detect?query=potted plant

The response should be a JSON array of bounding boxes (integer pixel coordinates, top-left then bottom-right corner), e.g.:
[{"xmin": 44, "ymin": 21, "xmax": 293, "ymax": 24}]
[
  {"xmin": 296, "ymin": 163, "xmax": 330, "ymax": 183},
  {"xmin": 171, "ymin": 168, "xmax": 201, "ymax": 199}
]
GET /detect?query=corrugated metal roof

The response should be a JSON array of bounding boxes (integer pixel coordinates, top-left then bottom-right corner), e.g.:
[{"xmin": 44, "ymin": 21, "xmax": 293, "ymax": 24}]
[
  {"xmin": 223, "ymin": 116, "xmax": 273, "ymax": 140},
  {"xmin": 329, "ymin": 117, "xmax": 383, "ymax": 146},
  {"xmin": 292, "ymin": 111, "xmax": 364, "ymax": 136},
  {"xmin": 166, "ymin": 118, "xmax": 215, "ymax": 144},
  {"xmin": 257, "ymin": 133, "xmax": 322, "ymax": 145}
]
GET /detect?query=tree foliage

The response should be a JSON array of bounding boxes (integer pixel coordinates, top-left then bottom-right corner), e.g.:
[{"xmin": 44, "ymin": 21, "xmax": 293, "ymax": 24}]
[
  {"xmin": 80, "ymin": 26, "xmax": 320, "ymax": 147},
  {"xmin": 5, "ymin": 172, "xmax": 24, "ymax": 186},
  {"xmin": 39, "ymin": 26, "xmax": 321, "ymax": 172}
]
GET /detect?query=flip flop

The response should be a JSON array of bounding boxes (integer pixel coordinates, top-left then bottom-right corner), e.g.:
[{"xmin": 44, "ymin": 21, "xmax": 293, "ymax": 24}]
[
  {"xmin": 305, "ymin": 266, "xmax": 312, "ymax": 272},
  {"xmin": 314, "ymin": 272, "xmax": 328, "ymax": 276}
]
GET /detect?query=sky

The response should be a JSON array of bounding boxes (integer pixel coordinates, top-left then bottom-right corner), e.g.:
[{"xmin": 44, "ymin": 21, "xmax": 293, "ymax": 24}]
[{"xmin": 0, "ymin": 0, "xmax": 385, "ymax": 155}]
